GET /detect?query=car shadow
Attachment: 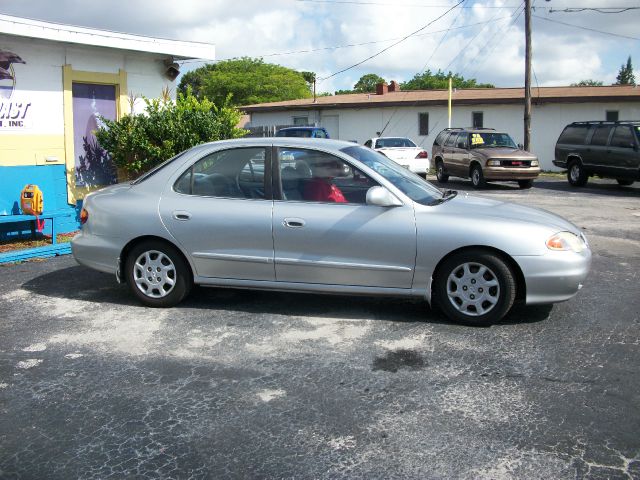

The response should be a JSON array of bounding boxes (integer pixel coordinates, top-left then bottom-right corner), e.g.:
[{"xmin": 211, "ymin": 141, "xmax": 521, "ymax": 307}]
[
  {"xmin": 21, "ymin": 265, "xmax": 552, "ymax": 327},
  {"xmin": 531, "ymin": 179, "xmax": 640, "ymax": 197}
]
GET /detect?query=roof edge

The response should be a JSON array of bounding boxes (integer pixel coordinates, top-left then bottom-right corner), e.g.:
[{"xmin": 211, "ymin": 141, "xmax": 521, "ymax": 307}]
[{"xmin": 0, "ymin": 14, "xmax": 215, "ymax": 60}]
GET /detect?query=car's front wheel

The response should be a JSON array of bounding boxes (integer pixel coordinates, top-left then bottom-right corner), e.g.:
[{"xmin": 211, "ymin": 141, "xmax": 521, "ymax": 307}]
[
  {"xmin": 567, "ymin": 160, "xmax": 588, "ymax": 187},
  {"xmin": 436, "ymin": 160, "xmax": 449, "ymax": 183},
  {"xmin": 125, "ymin": 240, "xmax": 192, "ymax": 307},
  {"xmin": 434, "ymin": 250, "xmax": 516, "ymax": 325},
  {"xmin": 470, "ymin": 165, "xmax": 486, "ymax": 188}
]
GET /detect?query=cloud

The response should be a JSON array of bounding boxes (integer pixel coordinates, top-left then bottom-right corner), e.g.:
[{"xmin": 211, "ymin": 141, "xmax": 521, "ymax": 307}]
[{"xmin": 0, "ymin": 0, "xmax": 638, "ymax": 90}]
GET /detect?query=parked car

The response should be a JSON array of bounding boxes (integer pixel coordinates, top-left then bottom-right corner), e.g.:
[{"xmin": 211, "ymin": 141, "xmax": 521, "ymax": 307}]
[
  {"xmin": 553, "ymin": 121, "xmax": 639, "ymax": 187},
  {"xmin": 364, "ymin": 137, "xmax": 429, "ymax": 175},
  {"xmin": 72, "ymin": 138, "xmax": 590, "ymax": 326},
  {"xmin": 275, "ymin": 126, "xmax": 329, "ymax": 139},
  {"xmin": 432, "ymin": 128, "xmax": 540, "ymax": 189}
]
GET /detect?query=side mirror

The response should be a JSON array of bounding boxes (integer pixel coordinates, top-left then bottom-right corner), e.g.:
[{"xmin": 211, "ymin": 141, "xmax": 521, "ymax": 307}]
[{"xmin": 366, "ymin": 186, "xmax": 403, "ymax": 207}]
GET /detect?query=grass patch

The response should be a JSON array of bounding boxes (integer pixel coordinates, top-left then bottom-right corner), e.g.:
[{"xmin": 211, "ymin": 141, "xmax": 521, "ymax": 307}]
[{"xmin": 0, "ymin": 231, "xmax": 78, "ymax": 254}]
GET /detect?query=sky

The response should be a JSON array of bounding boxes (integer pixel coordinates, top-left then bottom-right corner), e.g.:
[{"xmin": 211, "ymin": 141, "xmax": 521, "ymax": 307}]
[{"xmin": 1, "ymin": 0, "xmax": 639, "ymax": 94}]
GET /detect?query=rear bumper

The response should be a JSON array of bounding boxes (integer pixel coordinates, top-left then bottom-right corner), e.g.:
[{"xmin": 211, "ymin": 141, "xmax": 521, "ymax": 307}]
[
  {"xmin": 514, "ymin": 248, "xmax": 591, "ymax": 304},
  {"xmin": 552, "ymin": 159, "xmax": 567, "ymax": 169},
  {"xmin": 71, "ymin": 231, "xmax": 123, "ymax": 275},
  {"xmin": 483, "ymin": 166, "xmax": 540, "ymax": 181}
]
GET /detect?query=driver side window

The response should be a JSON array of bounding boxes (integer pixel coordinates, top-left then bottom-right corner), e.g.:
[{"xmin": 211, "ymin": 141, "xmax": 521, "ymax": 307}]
[
  {"xmin": 174, "ymin": 148, "xmax": 266, "ymax": 199},
  {"xmin": 277, "ymin": 148, "xmax": 378, "ymax": 204}
]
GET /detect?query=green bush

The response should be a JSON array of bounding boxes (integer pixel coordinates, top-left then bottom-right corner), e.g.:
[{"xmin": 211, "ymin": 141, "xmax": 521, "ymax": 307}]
[{"xmin": 96, "ymin": 89, "xmax": 247, "ymax": 177}]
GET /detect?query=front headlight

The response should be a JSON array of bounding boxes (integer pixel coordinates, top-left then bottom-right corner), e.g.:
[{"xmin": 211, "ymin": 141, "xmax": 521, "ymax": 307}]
[
  {"xmin": 546, "ymin": 231, "xmax": 586, "ymax": 252},
  {"xmin": 486, "ymin": 159, "xmax": 501, "ymax": 166},
  {"xmin": 531, "ymin": 160, "xmax": 539, "ymax": 167}
]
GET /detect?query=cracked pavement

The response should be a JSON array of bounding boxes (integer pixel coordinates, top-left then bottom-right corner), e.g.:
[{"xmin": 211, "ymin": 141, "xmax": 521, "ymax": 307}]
[{"xmin": 0, "ymin": 177, "xmax": 639, "ymax": 479}]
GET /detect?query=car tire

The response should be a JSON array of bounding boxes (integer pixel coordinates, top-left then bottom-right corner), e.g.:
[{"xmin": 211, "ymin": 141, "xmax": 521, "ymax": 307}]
[
  {"xmin": 125, "ymin": 240, "xmax": 192, "ymax": 307},
  {"xmin": 518, "ymin": 179, "xmax": 534, "ymax": 189},
  {"xmin": 433, "ymin": 250, "xmax": 516, "ymax": 326},
  {"xmin": 567, "ymin": 160, "xmax": 588, "ymax": 187},
  {"xmin": 470, "ymin": 165, "xmax": 486, "ymax": 188},
  {"xmin": 436, "ymin": 160, "xmax": 449, "ymax": 183},
  {"xmin": 616, "ymin": 179, "xmax": 634, "ymax": 186}
]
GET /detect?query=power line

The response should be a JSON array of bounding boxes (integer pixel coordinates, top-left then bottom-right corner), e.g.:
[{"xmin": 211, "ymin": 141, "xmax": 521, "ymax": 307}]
[
  {"xmin": 533, "ymin": 15, "xmax": 640, "ymax": 41},
  {"xmin": 548, "ymin": 7, "xmax": 640, "ymax": 13},
  {"xmin": 178, "ymin": 16, "xmax": 513, "ymax": 65},
  {"xmin": 318, "ymin": 0, "xmax": 466, "ymax": 82}
]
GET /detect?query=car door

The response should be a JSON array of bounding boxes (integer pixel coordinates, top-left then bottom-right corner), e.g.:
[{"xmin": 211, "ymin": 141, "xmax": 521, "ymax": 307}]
[
  {"xmin": 451, "ymin": 132, "xmax": 470, "ymax": 174},
  {"xmin": 442, "ymin": 132, "xmax": 460, "ymax": 174},
  {"xmin": 159, "ymin": 146, "xmax": 276, "ymax": 281},
  {"xmin": 271, "ymin": 147, "xmax": 417, "ymax": 289},
  {"xmin": 606, "ymin": 125, "xmax": 639, "ymax": 179}
]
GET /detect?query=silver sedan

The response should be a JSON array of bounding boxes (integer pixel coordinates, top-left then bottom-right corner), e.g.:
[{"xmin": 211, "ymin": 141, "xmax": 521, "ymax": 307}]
[{"xmin": 72, "ymin": 138, "xmax": 591, "ymax": 325}]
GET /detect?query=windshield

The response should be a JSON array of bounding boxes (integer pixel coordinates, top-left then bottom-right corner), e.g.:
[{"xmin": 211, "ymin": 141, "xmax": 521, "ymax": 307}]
[
  {"xmin": 375, "ymin": 138, "xmax": 417, "ymax": 148},
  {"xmin": 470, "ymin": 132, "xmax": 517, "ymax": 149},
  {"xmin": 341, "ymin": 145, "xmax": 443, "ymax": 205}
]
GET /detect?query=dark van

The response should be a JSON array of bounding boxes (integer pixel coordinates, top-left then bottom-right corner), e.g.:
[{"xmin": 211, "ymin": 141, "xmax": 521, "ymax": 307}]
[
  {"xmin": 275, "ymin": 127, "xmax": 330, "ymax": 139},
  {"xmin": 553, "ymin": 121, "xmax": 639, "ymax": 187}
]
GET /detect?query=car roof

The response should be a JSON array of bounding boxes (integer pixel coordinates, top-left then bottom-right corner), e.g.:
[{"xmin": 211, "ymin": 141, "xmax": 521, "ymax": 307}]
[
  {"xmin": 197, "ymin": 137, "xmax": 357, "ymax": 151},
  {"xmin": 440, "ymin": 127, "xmax": 507, "ymax": 135},
  {"xmin": 278, "ymin": 126, "xmax": 326, "ymax": 131},
  {"xmin": 569, "ymin": 120, "xmax": 640, "ymax": 126}
]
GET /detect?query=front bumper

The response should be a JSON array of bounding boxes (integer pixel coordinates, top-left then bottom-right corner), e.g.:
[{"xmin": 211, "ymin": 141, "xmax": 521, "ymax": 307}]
[
  {"xmin": 71, "ymin": 231, "xmax": 123, "ymax": 276},
  {"xmin": 514, "ymin": 248, "xmax": 591, "ymax": 304},
  {"xmin": 483, "ymin": 166, "xmax": 540, "ymax": 181},
  {"xmin": 552, "ymin": 159, "xmax": 567, "ymax": 169}
]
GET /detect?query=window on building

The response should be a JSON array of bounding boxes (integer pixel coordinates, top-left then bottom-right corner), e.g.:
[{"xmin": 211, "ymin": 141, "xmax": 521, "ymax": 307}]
[
  {"xmin": 472, "ymin": 112, "xmax": 483, "ymax": 128},
  {"xmin": 418, "ymin": 113, "xmax": 429, "ymax": 136},
  {"xmin": 293, "ymin": 116, "xmax": 308, "ymax": 126},
  {"xmin": 606, "ymin": 111, "xmax": 619, "ymax": 122}
]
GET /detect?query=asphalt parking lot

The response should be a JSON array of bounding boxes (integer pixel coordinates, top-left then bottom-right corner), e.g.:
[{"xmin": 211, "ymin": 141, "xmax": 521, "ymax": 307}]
[{"xmin": 1, "ymin": 176, "xmax": 639, "ymax": 479}]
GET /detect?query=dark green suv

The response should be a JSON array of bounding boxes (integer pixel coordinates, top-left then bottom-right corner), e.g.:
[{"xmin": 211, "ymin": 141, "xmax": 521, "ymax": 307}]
[{"xmin": 553, "ymin": 121, "xmax": 639, "ymax": 187}]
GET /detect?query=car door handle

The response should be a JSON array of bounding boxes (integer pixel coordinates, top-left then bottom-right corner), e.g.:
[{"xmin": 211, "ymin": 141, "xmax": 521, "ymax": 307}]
[
  {"xmin": 172, "ymin": 210, "xmax": 192, "ymax": 221},
  {"xmin": 283, "ymin": 217, "xmax": 305, "ymax": 228}
]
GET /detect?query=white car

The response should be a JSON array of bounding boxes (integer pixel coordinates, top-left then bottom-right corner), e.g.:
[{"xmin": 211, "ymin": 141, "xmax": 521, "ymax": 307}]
[{"xmin": 364, "ymin": 137, "xmax": 430, "ymax": 175}]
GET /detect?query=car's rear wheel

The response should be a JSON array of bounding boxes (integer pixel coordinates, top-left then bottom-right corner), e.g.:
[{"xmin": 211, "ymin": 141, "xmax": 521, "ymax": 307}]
[
  {"xmin": 567, "ymin": 160, "xmax": 588, "ymax": 187},
  {"xmin": 434, "ymin": 250, "xmax": 516, "ymax": 326},
  {"xmin": 436, "ymin": 160, "xmax": 449, "ymax": 183},
  {"xmin": 126, "ymin": 240, "xmax": 192, "ymax": 307},
  {"xmin": 470, "ymin": 165, "xmax": 486, "ymax": 188},
  {"xmin": 616, "ymin": 179, "xmax": 634, "ymax": 186},
  {"xmin": 518, "ymin": 179, "xmax": 534, "ymax": 189}
]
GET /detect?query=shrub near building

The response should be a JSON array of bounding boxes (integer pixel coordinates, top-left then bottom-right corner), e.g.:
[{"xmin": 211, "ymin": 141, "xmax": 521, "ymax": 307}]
[{"xmin": 96, "ymin": 89, "xmax": 247, "ymax": 177}]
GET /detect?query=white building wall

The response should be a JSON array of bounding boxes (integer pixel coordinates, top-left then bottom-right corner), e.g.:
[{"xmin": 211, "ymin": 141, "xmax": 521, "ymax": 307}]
[{"xmin": 250, "ymin": 100, "xmax": 640, "ymax": 170}]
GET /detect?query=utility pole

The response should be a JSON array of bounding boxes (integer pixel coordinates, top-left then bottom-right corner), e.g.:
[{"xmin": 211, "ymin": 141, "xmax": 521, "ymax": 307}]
[{"xmin": 524, "ymin": 0, "xmax": 532, "ymax": 151}]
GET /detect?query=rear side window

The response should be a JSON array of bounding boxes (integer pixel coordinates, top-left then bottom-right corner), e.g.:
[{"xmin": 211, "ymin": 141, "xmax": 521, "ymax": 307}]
[
  {"xmin": 610, "ymin": 126, "xmax": 636, "ymax": 148},
  {"xmin": 558, "ymin": 125, "xmax": 589, "ymax": 145},
  {"xmin": 589, "ymin": 126, "xmax": 613, "ymax": 146},
  {"xmin": 174, "ymin": 147, "xmax": 266, "ymax": 199},
  {"xmin": 444, "ymin": 133, "xmax": 457, "ymax": 147},
  {"xmin": 433, "ymin": 131, "xmax": 447, "ymax": 146}
]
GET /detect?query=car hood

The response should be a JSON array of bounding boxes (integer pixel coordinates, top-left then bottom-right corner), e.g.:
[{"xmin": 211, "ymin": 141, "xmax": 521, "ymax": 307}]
[
  {"xmin": 472, "ymin": 147, "xmax": 537, "ymax": 160},
  {"xmin": 432, "ymin": 193, "xmax": 581, "ymax": 234}
]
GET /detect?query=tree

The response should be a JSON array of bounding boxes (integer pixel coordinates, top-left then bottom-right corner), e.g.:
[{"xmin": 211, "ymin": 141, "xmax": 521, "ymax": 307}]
[
  {"xmin": 401, "ymin": 69, "xmax": 494, "ymax": 90},
  {"xmin": 178, "ymin": 57, "xmax": 312, "ymax": 106},
  {"xmin": 96, "ymin": 89, "xmax": 247, "ymax": 176},
  {"xmin": 615, "ymin": 56, "xmax": 636, "ymax": 85},
  {"xmin": 354, "ymin": 73, "xmax": 386, "ymax": 93},
  {"xmin": 571, "ymin": 79, "xmax": 604, "ymax": 87}
]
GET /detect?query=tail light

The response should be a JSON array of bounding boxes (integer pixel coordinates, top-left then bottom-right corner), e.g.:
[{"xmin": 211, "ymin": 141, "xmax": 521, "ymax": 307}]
[
  {"xmin": 415, "ymin": 151, "xmax": 428, "ymax": 159},
  {"xmin": 80, "ymin": 208, "xmax": 89, "ymax": 225}
]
